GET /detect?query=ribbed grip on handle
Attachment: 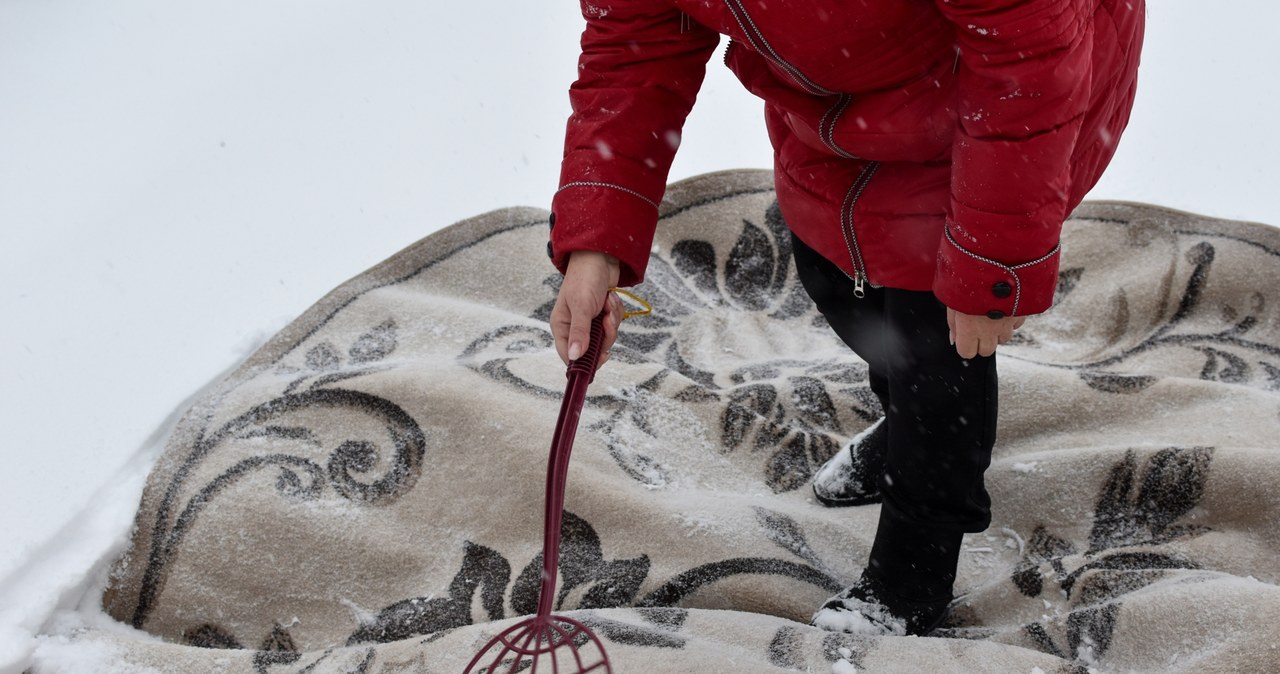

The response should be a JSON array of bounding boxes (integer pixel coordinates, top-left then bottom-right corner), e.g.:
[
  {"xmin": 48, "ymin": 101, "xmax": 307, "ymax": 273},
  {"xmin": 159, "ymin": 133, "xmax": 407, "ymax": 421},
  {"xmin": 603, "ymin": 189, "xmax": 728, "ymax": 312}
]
[{"xmin": 566, "ymin": 312, "xmax": 606, "ymax": 383}]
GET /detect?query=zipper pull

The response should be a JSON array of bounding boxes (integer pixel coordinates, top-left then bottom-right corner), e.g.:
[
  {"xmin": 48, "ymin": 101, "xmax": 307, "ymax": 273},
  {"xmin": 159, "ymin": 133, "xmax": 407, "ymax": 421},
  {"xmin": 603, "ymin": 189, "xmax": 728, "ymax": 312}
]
[{"xmin": 853, "ymin": 274, "xmax": 866, "ymax": 299}]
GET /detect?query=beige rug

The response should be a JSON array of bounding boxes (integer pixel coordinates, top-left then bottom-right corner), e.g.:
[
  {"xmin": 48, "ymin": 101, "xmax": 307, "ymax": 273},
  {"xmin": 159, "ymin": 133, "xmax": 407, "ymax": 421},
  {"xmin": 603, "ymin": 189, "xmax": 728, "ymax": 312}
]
[{"xmin": 38, "ymin": 170, "xmax": 1280, "ymax": 672}]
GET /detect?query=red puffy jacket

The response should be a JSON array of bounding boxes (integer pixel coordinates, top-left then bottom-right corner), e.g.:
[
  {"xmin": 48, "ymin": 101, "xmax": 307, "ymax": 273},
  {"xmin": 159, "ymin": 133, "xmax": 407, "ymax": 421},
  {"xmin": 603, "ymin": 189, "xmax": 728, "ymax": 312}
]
[{"xmin": 549, "ymin": 0, "xmax": 1144, "ymax": 317}]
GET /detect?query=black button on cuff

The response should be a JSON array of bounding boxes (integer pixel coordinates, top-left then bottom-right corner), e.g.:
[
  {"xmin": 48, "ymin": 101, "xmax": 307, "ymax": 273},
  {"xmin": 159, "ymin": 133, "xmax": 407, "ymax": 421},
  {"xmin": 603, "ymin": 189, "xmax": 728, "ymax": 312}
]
[
  {"xmin": 548, "ymin": 212, "xmax": 556, "ymax": 230},
  {"xmin": 992, "ymin": 281, "xmax": 1012, "ymax": 298},
  {"xmin": 986, "ymin": 310, "xmax": 1006, "ymax": 320},
  {"xmin": 546, "ymin": 241, "xmax": 554, "ymax": 259}
]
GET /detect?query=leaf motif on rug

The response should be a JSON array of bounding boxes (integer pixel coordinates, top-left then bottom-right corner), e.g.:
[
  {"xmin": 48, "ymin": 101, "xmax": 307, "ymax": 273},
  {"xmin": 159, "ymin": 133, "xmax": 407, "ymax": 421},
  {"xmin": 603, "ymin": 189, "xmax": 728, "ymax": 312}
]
[{"xmin": 999, "ymin": 447, "xmax": 1211, "ymax": 663}]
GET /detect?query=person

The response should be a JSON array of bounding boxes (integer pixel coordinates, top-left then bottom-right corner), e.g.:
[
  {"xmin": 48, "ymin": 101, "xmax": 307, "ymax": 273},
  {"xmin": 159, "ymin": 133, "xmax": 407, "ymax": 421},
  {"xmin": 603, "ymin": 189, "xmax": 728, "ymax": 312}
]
[{"xmin": 545, "ymin": 0, "xmax": 1144, "ymax": 636}]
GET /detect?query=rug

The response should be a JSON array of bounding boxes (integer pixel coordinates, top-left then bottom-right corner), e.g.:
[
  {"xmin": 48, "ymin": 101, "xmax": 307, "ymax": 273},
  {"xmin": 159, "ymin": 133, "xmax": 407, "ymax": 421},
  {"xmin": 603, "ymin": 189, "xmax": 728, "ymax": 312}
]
[{"xmin": 36, "ymin": 170, "xmax": 1280, "ymax": 673}]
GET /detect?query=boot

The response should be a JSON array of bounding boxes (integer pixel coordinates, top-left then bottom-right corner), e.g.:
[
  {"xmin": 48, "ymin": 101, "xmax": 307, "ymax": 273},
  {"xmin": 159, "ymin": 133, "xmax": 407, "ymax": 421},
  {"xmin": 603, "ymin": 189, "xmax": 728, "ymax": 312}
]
[
  {"xmin": 812, "ymin": 506, "xmax": 961, "ymax": 637},
  {"xmin": 811, "ymin": 570, "xmax": 952, "ymax": 637},
  {"xmin": 811, "ymin": 418, "xmax": 886, "ymax": 507}
]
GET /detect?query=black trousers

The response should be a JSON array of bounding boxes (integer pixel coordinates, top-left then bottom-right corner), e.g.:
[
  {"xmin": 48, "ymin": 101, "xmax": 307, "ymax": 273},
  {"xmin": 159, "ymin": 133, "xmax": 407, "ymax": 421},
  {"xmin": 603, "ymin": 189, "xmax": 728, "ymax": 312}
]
[{"xmin": 792, "ymin": 234, "xmax": 997, "ymax": 598}]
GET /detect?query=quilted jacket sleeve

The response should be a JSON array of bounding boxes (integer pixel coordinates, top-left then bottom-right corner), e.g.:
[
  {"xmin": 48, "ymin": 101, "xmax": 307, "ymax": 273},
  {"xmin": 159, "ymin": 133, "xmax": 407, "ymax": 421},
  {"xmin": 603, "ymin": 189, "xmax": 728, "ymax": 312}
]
[
  {"xmin": 549, "ymin": 2, "xmax": 719, "ymax": 287},
  {"xmin": 931, "ymin": 0, "xmax": 1095, "ymax": 317}
]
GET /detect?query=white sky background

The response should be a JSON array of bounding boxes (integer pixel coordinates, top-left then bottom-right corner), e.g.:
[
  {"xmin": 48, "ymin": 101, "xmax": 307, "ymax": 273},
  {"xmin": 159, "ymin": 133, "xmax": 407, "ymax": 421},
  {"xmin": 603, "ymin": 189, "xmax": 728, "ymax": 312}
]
[{"xmin": 1, "ymin": 1, "xmax": 1277, "ymax": 583}]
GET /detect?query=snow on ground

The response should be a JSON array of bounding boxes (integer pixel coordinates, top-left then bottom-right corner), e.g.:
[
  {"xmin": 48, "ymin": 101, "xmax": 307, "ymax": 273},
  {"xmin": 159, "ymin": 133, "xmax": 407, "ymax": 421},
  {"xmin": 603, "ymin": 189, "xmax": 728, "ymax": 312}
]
[{"xmin": 0, "ymin": 1, "xmax": 1277, "ymax": 671}]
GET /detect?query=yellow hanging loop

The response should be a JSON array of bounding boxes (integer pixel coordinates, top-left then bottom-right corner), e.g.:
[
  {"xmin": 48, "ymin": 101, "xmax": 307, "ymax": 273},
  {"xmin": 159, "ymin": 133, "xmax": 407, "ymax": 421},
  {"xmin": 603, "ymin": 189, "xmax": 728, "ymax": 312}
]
[{"xmin": 609, "ymin": 287, "xmax": 653, "ymax": 320}]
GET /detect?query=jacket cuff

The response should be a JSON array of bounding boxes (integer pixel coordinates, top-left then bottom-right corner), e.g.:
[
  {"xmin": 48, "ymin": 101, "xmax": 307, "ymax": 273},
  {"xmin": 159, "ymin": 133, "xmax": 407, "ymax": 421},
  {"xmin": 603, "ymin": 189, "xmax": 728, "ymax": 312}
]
[
  {"xmin": 548, "ymin": 182, "xmax": 660, "ymax": 287},
  {"xmin": 933, "ymin": 225, "xmax": 1060, "ymax": 317}
]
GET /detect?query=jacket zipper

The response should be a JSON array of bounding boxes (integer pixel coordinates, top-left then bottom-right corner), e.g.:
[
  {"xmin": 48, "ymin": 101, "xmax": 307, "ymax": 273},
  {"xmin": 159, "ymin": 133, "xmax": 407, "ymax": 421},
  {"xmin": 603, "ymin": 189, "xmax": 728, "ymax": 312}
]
[
  {"xmin": 839, "ymin": 162, "xmax": 880, "ymax": 298},
  {"xmin": 722, "ymin": 1, "xmax": 857, "ymax": 159},
  {"xmin": 722, "ymin": 1, "xmax": 873, "ymax": 290},
  {"xmin": 723, "ymin": 0, "xmax": 836, "ymax": 96},
  {"xmin": 819, "ymin": 95, "xmax": 859, "ymax": 160}
]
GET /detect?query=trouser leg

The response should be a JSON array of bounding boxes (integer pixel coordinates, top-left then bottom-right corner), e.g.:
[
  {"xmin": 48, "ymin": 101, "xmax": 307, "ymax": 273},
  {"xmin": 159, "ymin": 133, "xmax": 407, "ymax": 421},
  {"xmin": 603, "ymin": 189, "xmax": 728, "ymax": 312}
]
[
  {"xmin": 791, "ymin": 234, "xmax": 997, "ymax": 600},
  {"xmin": 876, "ymin": 287, "xmax": 996, "ymax": 533},
  {"xmin": 871, "ymin": 288, "xmax": 996, "ymax": 599}
]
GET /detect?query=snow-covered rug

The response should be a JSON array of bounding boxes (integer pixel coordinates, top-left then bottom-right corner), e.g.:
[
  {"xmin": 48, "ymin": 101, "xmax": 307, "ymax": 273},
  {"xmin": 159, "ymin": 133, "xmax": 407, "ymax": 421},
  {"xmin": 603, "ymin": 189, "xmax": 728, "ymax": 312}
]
[{"xmin": 39, "ymin": 170, "xmax": 1280, "ymax": 672}]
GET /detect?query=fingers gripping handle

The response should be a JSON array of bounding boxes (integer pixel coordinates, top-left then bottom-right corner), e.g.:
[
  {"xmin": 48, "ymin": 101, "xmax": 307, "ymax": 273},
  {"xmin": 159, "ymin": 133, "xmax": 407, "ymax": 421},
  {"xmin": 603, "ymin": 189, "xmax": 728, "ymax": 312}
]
[{"xmin": 566, "ymin": 312, "xmax": 606, "ymax": 382}]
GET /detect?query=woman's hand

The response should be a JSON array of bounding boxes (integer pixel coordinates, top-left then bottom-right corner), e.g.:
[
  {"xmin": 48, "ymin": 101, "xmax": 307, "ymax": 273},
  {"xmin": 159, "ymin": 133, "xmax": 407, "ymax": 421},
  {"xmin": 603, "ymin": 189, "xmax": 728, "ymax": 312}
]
[
  {"xmin": 550, "ymin": 251, "xmax": 625, "ymax": 370},
  {"xmin": 947, "ymin": 308, "xmax": 1027, "ymax": 359}
]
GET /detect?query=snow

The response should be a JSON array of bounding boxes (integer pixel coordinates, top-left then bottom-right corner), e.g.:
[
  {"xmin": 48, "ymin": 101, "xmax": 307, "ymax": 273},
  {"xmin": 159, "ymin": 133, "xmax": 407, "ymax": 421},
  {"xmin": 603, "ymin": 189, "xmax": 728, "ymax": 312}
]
[
  {"xmin": 1, "ymin": 0, "xmax": 1278, "ymax": 671},
  {"xmin": 26, "ymin": 635, "xmax": 159, "ymax": 674},
  {"xmin": 832, "ymin": 658, "xmax": 858, "ymax": 674},
  {"xmin": 811, "ymin": 596, "xmax": 906, "ymax": 637}
]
